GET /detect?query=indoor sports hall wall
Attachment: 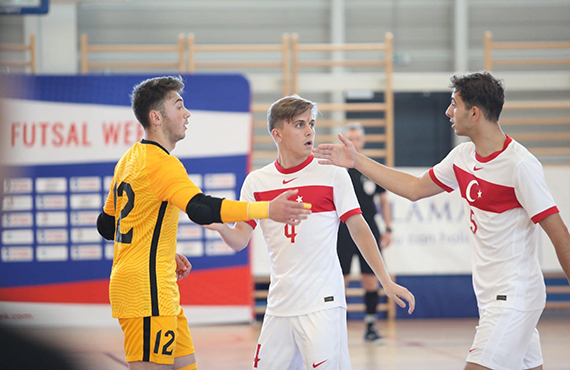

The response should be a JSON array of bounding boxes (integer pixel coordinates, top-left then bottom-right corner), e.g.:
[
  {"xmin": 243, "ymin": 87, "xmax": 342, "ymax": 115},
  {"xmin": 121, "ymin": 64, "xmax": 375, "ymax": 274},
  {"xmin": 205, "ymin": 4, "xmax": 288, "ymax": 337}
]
[{"xmin": 0, "ymin": 74, "xmax": 253, "ymax": 326}]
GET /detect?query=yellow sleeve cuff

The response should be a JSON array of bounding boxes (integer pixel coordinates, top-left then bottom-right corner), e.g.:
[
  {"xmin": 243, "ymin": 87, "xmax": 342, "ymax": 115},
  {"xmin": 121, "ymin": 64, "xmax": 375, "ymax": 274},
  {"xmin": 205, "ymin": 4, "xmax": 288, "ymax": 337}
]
[
  {"xmin": 219, "ymin": 199, "xmax": 269, "ymax": 223},
  {"xmin": 247, "ymin": 201, "xmax": 269, "ymax": 220},
  {"xmin": 220, "ymin": 199, "xmax": 248, "ymax": 223}
]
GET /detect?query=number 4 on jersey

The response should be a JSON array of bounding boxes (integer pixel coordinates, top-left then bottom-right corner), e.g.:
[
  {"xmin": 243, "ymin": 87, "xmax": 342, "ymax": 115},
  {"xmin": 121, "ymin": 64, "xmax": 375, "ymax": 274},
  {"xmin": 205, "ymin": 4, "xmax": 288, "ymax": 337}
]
[{"xmin": 284, "ymin": 224, "xmax": 297, "ymax": 243}]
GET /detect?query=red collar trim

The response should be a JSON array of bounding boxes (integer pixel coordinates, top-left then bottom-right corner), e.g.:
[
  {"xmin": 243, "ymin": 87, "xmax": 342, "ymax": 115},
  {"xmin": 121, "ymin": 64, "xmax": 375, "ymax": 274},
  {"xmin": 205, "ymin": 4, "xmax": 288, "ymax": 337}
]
[
  {"xmin": 475, "ymin": 136, "xmax": 512, "ymax": 163},
  {"xmin": 274, "ymin": 155, "xmax": 314, "ymax": 174}
]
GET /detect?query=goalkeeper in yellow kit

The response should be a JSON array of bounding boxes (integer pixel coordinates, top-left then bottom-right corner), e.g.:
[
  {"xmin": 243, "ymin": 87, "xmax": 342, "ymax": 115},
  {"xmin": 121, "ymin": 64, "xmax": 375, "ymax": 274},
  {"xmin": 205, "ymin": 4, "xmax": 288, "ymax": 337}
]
[{"xmin": 97, "ymin": 76, "xmax": 311, "ymax": 370}]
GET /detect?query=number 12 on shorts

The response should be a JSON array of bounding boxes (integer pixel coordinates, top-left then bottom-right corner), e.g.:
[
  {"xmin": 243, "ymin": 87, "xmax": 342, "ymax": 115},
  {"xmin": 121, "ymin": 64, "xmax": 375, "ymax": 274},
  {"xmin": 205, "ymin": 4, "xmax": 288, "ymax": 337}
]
[{"xmin": 154, "ymin": 330, "xmax": 175, "ymax": 355}]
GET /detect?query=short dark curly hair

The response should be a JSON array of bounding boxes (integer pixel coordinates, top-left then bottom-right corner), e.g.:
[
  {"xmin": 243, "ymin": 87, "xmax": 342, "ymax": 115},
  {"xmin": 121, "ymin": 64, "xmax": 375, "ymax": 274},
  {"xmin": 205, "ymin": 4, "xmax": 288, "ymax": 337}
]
[
  {"xmin": 449, "ymin": 71, "xmax": 504, "ymax": 122},
  {"xmin": 131, "ymin": 76, "xmax": 185, "ymax": 129}
]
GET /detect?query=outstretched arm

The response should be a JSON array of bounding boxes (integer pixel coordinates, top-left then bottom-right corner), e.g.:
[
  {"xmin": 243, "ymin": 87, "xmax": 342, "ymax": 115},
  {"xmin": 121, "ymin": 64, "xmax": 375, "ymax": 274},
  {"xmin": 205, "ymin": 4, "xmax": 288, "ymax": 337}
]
[
  {"xmin": 186, "ymin": 189, "xmax": 312, "ymax": 226},
  {"xmin": 345, "ymin": 214, "xmax": 415, "ymax": 314},
  {"xmin": 540, "ymin": 213, "xmax": 570, "ymax": 284},
  {"xmin": 313, "ymin": 133, "xmax": 443, "ymax": 201},
  {"xmin": 378, "ymin": 192, "xmax": 392, "ymax": 249},
  {"xmin": 202, "ymin": 221, "xmax": 254, "ymax": 252}
]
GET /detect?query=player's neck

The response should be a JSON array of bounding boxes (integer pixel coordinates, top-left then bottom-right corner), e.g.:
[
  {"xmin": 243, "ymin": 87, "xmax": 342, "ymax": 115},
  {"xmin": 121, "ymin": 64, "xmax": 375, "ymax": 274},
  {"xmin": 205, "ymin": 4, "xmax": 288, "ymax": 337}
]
[
  {"xmin": 276, "ymin": 151, "xmax": 310, "ymax": 169},
  {"xmin": 471, "ymin": 122, "xmax": 506, "ymax": 158},
  {"xmin": 145, "ymin": 130, "xmax": 175, "ymax": 153}
]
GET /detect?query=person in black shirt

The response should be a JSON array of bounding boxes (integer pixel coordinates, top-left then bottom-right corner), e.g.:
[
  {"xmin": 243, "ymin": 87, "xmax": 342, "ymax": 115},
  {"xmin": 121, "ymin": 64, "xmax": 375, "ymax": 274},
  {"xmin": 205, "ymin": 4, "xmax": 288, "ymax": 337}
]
[{"xmin": 336, "ymin": 122, "xmax": 393, "ymax": 342}]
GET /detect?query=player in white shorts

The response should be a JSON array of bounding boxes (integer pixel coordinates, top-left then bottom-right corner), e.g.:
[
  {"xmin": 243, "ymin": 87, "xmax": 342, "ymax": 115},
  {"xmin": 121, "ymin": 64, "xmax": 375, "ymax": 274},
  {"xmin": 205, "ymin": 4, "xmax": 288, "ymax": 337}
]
[
  {"xmin": 203, "ymin": 95, "xmax": 415, "ymax": 370},
  {"xmin": 313, "ymin": 71, "xmax": 570, "ymax": 370}
]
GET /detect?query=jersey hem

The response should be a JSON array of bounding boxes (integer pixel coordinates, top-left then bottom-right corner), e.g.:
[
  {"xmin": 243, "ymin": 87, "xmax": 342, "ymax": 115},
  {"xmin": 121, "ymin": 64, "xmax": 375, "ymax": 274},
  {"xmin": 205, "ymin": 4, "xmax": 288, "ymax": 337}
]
[
  {"xmin": 265, "ymin": 302, "xmax": 346, "ymax": 317},
  {"xmin": 477, "ymin": 301, "xmax": 545, "ymax": 312}
]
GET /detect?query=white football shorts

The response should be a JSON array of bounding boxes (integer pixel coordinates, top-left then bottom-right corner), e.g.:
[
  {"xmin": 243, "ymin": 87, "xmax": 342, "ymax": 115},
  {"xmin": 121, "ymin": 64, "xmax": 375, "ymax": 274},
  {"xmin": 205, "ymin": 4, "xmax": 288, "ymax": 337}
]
[
  {"xmin": 466, "ymin": 306, "xmax": 543, "ymax": 370},
  {"xmin": 252, "ymin": 307, "xmax": 351, "ymax": 370}
]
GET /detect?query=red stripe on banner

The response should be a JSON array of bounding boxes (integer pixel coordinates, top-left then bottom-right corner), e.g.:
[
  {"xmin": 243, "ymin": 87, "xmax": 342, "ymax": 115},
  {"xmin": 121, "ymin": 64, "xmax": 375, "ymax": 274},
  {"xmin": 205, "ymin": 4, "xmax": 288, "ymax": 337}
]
[
  {"xmin": 0, "ymin": 266, "xmax": 252, "ymax": 306},
  {"xmin": 453, "ymin": 165, "xmax": 522, "ymax": 213},
  {"xmin": 254, "ymin": 185, "xmax": 335, "ymax": 213},
  {"xmin": 0, "ymin": 279, "xmax": 110, "ymax": 304},
  {"xmin": 178, "ymin": 265, "xmax": 252, "ymax": 305}
]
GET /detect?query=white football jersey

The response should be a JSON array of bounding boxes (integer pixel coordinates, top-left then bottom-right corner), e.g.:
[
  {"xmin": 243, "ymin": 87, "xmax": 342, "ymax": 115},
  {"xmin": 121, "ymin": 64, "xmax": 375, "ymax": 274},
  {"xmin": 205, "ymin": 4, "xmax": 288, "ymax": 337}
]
[
  {"xmin": 241, "ymin": 155, "xmax": 361, "ymax": 316},
  {"xmin": 430, "ymin": 136, "xmax": 559, "ymax": 311}
]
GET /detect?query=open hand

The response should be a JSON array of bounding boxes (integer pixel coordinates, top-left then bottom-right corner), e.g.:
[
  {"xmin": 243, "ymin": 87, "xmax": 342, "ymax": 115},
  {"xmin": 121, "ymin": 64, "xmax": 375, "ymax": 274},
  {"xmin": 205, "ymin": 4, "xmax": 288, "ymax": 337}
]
[
  {"xmin": 384, "ymin": 281, "xmax": 415, "ymax": 315},
  {"xmin": 312, "ymin": 133, "xmax": 358, "ymax": 168},
  {"xmin": 201, "ymin": 222, "xmax": 224, "ymax": 232},
  {"xmin": 269, "ymin": 189, "xmax": 312, "ymax": 226}
]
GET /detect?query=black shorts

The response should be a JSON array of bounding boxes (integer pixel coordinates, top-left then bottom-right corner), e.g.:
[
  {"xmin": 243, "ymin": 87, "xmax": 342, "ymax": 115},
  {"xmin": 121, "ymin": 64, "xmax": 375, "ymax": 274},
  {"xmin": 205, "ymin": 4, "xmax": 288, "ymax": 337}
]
[{"xmin": 337, "ymin": 220, "xmax": 381, "ymax": 276}]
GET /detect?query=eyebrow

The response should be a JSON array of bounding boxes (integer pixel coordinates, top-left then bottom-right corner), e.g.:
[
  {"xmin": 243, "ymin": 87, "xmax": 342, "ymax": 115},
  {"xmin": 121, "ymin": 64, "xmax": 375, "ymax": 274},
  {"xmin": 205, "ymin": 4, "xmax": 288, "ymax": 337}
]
[
  {"xmin": 293, "ymin": 118, "xmax": 315, "ymax": 124},
  {"xmin": 174, "ymin": 98, "xmax": 183, "ymax": 104}
]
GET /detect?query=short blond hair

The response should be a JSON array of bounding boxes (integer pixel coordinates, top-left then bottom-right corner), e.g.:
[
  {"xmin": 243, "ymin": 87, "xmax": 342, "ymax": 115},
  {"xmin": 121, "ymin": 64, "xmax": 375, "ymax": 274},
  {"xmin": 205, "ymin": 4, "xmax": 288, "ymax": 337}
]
[{"xmin": 267, "ymin": 95, "xmax": 319, "ymax": 133}]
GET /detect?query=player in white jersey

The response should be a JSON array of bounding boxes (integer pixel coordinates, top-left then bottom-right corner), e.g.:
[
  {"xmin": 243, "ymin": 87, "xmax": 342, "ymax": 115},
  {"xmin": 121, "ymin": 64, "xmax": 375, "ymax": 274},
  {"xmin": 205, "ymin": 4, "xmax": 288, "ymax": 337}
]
[
  {"xmin": 313, "ymin": 71, "xmax": 570, "ymax": 370},
  {"xmin": 203, "ymin": 95, "xmax": 415, "ymax": 370}
]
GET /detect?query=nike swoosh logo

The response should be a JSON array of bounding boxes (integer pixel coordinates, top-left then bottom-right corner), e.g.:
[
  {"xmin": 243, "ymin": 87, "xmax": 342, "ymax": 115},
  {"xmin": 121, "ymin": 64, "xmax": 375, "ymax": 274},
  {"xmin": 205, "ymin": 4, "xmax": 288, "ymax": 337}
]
[
  {"xmin": 282, "ymin": 177, "xmax": 297, "ymax": 184},
  {"xmin": 469, "ymin": 348, "xmax": 478, "ymax": 353},
  {"xmin": 473, "ymin": 166, "xmax": 483, "ymax": 171},
  {"xmin": 313, "ymin": 360, "xmax": 328, "ymax": 368}
]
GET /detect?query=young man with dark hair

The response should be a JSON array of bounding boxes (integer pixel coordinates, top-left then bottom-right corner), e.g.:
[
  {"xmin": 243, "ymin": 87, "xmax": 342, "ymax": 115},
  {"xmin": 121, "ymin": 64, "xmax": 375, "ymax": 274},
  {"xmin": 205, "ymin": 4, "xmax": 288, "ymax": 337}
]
[
  {"xmin": 97, "ymin": 76, "xmax": 312, "ymax": 370},
  {"xmin": 313, "ymin": 71, "xmax": 570, "ymax": 370},
  {"xmin": 204, "ymin": 95, "xmax": 415, "ymax": 370}
]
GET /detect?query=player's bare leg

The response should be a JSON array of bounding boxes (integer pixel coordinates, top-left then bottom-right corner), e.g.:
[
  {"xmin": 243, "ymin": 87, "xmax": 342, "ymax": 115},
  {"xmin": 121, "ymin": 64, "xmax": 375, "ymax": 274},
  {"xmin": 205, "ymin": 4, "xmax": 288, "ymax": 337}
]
[
  {"xmin": 128, "ymin": 361, "xmax": 172, "ymax": 370},
  {"xmin": 127, "ymin": 353, "xmax": 196, "ymax": 370},
  {"xmin": 173, "ymin": 353, "xmax": 197, "ymax": 370}
]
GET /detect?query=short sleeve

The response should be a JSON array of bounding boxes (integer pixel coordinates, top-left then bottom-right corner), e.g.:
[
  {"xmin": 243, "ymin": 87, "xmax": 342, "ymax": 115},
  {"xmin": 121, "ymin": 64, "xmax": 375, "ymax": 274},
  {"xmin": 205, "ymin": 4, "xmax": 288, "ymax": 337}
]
[
  {"xmin": 333, "ymin": 168, "xmax": 362, "ymax": 222},
  {"xmin": 429, "ymin": 144, "xmax": 463, "ymax": 193},
  {"xmin": 514, "ymin": 156, "xmax": 558, "ymax": 224},
  {"xmin": 148, "ymin": 155, "xmax": 202, "ymax": 211}
]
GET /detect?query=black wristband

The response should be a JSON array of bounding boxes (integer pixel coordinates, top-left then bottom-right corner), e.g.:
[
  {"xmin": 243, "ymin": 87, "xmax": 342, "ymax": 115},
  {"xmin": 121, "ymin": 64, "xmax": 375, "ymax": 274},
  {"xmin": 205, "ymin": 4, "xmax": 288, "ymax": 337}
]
[{"xmin": 385, "ymin": 227, "xmax": 392, "ymax": 233}]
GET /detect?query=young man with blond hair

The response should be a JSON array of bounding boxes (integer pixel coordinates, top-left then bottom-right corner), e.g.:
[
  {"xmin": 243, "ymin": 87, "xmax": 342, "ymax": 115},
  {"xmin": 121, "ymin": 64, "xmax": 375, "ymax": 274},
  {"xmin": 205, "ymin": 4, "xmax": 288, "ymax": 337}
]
[{"xmin": 205, "ymin": 95, "xmax": 414, "ymax": 369}]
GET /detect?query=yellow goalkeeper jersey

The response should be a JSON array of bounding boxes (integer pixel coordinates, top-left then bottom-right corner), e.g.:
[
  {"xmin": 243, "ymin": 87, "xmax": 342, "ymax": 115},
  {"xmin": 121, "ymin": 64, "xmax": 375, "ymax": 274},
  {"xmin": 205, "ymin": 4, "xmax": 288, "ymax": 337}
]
[
  {"xmin": 104, "ymin": 139, "xmax": 268, "ymax": 318},
  {"xmin": 104, "ymin": 140, "xmax": 204, "ymax": 319}
]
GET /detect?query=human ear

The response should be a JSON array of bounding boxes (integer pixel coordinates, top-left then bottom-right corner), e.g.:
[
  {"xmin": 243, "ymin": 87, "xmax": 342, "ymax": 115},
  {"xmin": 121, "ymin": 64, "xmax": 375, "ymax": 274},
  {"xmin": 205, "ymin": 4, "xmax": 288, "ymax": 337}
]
[
  {"xmin": 271, "ymin": 128, "xmax": 282, "ymax": 142},
  {"xmin": 471, "ymin": 106, "xmax": 480, "ymax": 121},
  {"xmin": 149, "ymin": 110, "xmax": 162, "ymax": 126}
]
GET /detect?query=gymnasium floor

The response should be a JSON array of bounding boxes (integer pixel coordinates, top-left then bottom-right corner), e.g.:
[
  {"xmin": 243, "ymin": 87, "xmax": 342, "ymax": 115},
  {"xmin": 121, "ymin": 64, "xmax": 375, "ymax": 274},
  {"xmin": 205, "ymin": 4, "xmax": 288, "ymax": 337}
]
[{"xmin": 17, "ymin": 315, "xmax": 570, "ymax": 370}]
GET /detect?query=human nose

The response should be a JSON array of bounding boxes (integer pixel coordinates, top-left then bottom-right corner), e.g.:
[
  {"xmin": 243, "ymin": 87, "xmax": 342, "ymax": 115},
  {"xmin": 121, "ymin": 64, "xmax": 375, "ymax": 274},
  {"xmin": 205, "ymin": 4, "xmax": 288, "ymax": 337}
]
[
  {"xmin": 184, "ymin": 107, "xmax": 191, "ymax": 118},
  {"xmin": 445, "ymin": 105, "xmax": 453, "ymax": 118}
]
